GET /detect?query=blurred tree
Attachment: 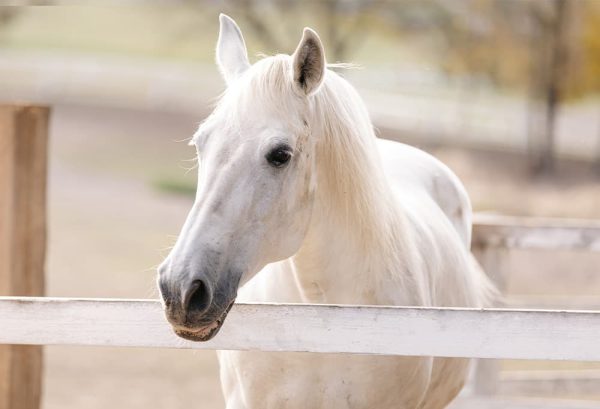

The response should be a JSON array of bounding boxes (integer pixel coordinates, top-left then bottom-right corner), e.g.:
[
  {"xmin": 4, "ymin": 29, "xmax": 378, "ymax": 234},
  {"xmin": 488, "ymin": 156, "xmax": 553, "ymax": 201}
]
[
  {"xmin": 0, "ymin": 8, "xmax": 20, "ymax": 32},
  {"xmin": 179, "ymin": 0, "xmax": 599, "ymax": 172},
  {"xmin": 526, "ymin": 0, "xmax": 571, "ymax": 174},
  {"xmin": 564, "ymin": 1, "xmax": 600, "ymax": 97},
  {"xmin": 226, "ymin": 0, "xmax": 286, "ymax": 52},
  {"xmin": 572, "ymin": 2, "xmax": 600, "ymax": 170},
  {"xmin": 0, "ymin": 0, "xmax": 53, "ymax": 34},
  {"xmin": 392, "ymin": 0, "xmax": 578, "ymax": 174},
  {"xmin": 223, "ymin": 0, "xmax": 378, "ymax": 61}
]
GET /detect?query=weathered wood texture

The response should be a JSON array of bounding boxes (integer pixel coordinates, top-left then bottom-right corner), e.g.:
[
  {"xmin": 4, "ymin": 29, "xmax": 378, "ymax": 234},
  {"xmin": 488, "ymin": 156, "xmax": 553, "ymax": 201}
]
[
  {"xmin": 471, "ymin": 242, "xmax": 507, "ymax": 395},
  {"xmin": 1, "ymin": 297, "xmax": 600, "ymax": 362},
  {"xmin": 449, "ymin": 396, "xmax": 600, "ymax": 409},
  {"xmin": 473, "ymin": 214, "xmax": 600, "ymax": 251},
  {"xmin": 0, "ymin": 106, "xmax": 49, "ymax": 409},
  {"xmin": 506, "ymin": 295, "xmax": 600, "ymax": 310},
  {"xmin": 499, "ymin": 369, "xmax": 600, "ymax": 397}
]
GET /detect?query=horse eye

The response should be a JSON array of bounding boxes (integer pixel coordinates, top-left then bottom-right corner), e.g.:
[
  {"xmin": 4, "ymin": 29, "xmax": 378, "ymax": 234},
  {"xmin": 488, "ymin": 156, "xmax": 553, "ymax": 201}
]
[{"xmin": 266, "ymin": 147, "xmax": 292, "ymax": 168}]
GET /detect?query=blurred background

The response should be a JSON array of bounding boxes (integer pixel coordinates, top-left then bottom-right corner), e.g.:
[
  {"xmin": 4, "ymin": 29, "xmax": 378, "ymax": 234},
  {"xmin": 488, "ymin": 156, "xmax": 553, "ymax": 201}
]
[{"xmin": 1, "ymin": 1, "xmax": 599, "ymax": 408}]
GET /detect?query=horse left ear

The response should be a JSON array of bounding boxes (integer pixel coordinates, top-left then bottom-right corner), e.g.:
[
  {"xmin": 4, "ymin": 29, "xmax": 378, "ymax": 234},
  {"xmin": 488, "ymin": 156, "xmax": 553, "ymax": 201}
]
[
  {"xmin": 292, "ymin": 28, "xmax": 326, "ymax": 96},
  {"xmin": 216, "ymin": 13, "xmax": 250, "ymax": 84}
]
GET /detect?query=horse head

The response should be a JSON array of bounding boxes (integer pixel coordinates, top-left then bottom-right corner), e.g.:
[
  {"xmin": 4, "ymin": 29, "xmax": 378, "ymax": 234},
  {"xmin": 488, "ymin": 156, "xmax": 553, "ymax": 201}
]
[{"xmin": 158, "ymin": 14, "xmax": 326, "ymax": 341}]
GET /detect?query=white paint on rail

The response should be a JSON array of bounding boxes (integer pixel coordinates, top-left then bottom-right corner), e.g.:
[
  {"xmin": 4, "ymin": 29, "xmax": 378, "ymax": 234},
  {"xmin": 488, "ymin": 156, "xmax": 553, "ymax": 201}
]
[
  {"xmin": 449, "ymin": 396, "xmax": 600, "ymax": 409},
  {"xmin": 1, "ymin": 297, "xmax": 599, "ymax": 361},
  {"xmin": 473, "ymin": 214, "xmax": 600, "ymax": 251}
]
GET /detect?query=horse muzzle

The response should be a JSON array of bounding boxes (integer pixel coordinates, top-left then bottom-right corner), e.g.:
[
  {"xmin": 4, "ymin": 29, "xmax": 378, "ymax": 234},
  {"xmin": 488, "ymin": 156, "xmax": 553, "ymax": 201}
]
[
  {"xmin": 157, "ymin": 265, "xmax": 240, "ymax": 342},
  {"xmin": 171, "ymin": 299, "xmax": 235, "ymax": 341}
]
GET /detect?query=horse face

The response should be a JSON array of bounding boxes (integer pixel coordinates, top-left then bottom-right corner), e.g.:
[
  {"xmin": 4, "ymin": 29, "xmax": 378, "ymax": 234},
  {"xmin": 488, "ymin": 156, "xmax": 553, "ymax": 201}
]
[{"xmin": 158, "ymin": 14, "xmax": 325, "ymax": 341}]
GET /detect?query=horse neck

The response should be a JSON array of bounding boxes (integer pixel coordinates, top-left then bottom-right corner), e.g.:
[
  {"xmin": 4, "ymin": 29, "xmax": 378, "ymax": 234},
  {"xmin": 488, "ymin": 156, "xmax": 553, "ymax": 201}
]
[{"xmin": 290, "ymin": 83, "xmax": 424, "ymax": 306}]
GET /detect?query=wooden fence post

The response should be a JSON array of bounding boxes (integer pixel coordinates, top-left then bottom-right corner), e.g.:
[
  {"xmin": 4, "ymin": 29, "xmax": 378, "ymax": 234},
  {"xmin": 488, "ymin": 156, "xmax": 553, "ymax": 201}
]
[
  {"xmin": 0, "ymin": 105, "xmax": 49, "ymax": 409},
  {"xmin": 471, "ymin": 241, "xmax": 508, "ymax": 396}
]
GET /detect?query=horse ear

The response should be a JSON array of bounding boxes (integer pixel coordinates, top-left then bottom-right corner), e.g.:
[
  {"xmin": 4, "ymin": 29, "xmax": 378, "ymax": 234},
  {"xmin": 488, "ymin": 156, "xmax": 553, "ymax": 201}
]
[
  {"xmin": 292, "ymin": 28, "xmax": 326, "ymax": 96},
  {"xmin": 216, "ymin": 13, "xmax": 250, "ymax": 84}
]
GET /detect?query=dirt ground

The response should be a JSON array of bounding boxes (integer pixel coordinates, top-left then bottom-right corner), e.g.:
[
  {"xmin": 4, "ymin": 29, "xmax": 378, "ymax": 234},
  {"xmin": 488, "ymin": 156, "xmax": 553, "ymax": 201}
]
[
  {"xmin": 41, "ymin": 104, "xmax": 600, "ymax": 408},
  {"xmin": 44, "ymin": 105, "xmax": 224, "ymax": 409}
]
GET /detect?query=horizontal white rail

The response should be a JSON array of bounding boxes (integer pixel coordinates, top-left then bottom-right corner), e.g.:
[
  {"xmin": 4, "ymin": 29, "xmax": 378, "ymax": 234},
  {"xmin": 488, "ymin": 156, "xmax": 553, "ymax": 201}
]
[
  {"xmin": 472, "ymin": 214, "xmax": 600, "ymax": 251},
  {"xmin": 506, "ymin": 295, "xmax": 600, "ymax": 310},
  {"xmin": 1, "ymin": 297, "xmax": 599, "ymax": 361},
  {"xmin": 452, "ymin": 396, "xmax": 600, "ymax": 409}
]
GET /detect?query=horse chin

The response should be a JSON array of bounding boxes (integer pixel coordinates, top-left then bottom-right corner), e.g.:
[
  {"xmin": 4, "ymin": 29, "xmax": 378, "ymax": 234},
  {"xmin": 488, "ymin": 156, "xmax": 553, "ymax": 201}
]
[
  {"xmin": 173, "ymin": 300, "xmax": 235, "ymax": 342},
  {"xmin": 174, "ymin": 322, "xmax": 222, "ymax": 342}
]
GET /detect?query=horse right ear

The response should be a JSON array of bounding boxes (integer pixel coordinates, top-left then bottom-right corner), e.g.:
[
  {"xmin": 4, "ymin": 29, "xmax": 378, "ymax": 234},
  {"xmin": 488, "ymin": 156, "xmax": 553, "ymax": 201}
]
[
  {"xmin": 216, "ymin": 14, "xmax": 250, "ymax": 85},
  {"xmin": 292, "ymin": 28, "xmax": 326, "ymax": 96}
]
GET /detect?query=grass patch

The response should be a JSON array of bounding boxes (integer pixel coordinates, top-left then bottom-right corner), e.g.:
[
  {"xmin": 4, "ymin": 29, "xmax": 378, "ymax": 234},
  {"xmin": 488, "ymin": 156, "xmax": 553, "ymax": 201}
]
[{"xmin": 152, "ymin": 177, "xmax": 196, "ymax": 197}]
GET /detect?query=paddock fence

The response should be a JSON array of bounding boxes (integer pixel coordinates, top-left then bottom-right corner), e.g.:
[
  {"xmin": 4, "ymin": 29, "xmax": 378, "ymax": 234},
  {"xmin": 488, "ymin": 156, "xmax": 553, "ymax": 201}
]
[{"xmin": 1, "ymin": 104, "xmax": 599, "ymax": 409}]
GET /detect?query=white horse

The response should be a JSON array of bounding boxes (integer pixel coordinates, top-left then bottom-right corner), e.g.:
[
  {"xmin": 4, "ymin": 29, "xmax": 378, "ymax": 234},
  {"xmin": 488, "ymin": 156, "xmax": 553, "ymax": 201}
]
[{"xmin": 158, "ymin": 14, "xmax": 496, "ymax": 409}]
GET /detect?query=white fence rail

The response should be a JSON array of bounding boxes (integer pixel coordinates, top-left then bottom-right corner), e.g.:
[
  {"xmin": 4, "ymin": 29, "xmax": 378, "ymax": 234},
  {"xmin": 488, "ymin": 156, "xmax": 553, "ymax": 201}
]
[
  {"xmin": 1, "ymin": 297, "xmax": 600, "ymax": 361},
  {"xmin": 472, "ymin": 214, "xmax": 600, "ymax": 252}
]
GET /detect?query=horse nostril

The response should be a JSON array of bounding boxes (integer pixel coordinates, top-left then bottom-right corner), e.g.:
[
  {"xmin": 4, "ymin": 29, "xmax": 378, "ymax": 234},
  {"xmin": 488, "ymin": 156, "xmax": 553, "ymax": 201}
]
[{"xmin": 182, "ymin": 279, "xmax": 212, "ymax": 316}]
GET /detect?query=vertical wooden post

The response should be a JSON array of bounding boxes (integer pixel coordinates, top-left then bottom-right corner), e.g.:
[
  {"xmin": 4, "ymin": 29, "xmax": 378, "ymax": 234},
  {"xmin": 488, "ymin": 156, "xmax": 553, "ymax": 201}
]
[
  {"xmin": 0, "ymin": 105, "xmax": 49, "ymax": 409},
  {"xmin": 471, "ymin": 242, "xmax": 508, "ymax": 396}
]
